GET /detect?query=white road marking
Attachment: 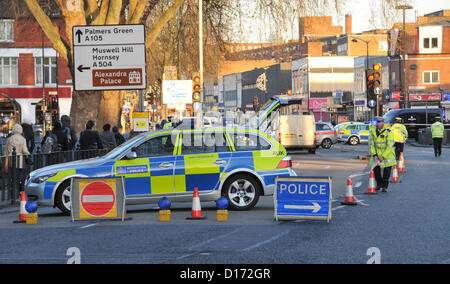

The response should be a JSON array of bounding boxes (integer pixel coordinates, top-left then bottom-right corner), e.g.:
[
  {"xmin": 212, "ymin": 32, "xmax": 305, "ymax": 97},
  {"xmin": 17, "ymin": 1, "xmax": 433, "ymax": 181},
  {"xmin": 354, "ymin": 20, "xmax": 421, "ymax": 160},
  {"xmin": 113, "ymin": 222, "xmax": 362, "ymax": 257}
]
[
  {"xmin": 242, "ymin": 227, "xmax": 295, "ymax": 252},
  {"xmin": 79, "ymin": 223, "xmax": 97, "ymax": 229},
  {"xmin": 354, "ymin": 181, "xmax": 362, "ymax": 188},
  {"xmin": 332, "ymin": 206, "xmax": 345, "ymax": 211},
  {"xmin": 177, "ymin": 253, "xmax": 196, "ymax": 259},
  {"xmin": 325, "ymin": 165, "xmax": 331, "ymax": 169},
  {"xmin": 188, "ymin": 227, "xmax": 244, "ymax": 250}
]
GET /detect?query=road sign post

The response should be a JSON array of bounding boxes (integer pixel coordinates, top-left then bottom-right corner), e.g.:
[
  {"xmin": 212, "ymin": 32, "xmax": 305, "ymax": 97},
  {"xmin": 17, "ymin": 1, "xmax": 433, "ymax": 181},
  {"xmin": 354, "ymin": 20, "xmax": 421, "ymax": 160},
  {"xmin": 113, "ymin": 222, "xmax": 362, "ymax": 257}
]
[
  {"xmin": 73, "ymin": 25, "xmax": 146, "ymax": 91},
  {"xmin": 274, "ymin": 177, "xmax": 332, "ymax": 222}
]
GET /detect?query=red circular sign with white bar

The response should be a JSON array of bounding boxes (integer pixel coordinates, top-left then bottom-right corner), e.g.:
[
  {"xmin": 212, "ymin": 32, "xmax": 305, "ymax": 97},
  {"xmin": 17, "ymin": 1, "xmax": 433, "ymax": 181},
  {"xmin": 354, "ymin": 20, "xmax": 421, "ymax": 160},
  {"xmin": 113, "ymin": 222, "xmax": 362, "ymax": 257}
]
[{"xmin": 80, "ymin": 181, "xmax": 116, "ymax": 217}]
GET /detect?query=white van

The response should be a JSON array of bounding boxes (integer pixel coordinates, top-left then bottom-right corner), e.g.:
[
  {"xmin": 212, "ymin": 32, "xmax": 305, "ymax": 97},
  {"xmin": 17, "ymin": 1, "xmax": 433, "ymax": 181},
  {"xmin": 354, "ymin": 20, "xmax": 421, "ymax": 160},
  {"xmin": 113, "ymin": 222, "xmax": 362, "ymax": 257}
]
[
  {"xmin": 254, "ymin": 96, "xmax": 316, "ymax": 154},
  {"xmin": 279, "ymin": 113, "xmax": 316, "ymax": 154}
]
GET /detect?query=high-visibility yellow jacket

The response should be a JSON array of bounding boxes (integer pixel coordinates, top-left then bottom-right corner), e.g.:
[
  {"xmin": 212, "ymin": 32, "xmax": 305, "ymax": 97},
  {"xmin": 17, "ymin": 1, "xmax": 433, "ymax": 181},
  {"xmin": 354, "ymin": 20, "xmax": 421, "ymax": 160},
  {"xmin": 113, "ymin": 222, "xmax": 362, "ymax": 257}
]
[
  {"xmin": 163, "ymin": 122, "xmax": 173, "ymax": 129},
  {"xmin": 391, "ymin": 123, "xmax": 408, "ymax": 143},
  {"xmin": 431, "ymin": 122, "xmax": 444, "ymax": 138},
  {"xmin": 369, "ymin": 125, "xmax": 396, "ymax": 168}
]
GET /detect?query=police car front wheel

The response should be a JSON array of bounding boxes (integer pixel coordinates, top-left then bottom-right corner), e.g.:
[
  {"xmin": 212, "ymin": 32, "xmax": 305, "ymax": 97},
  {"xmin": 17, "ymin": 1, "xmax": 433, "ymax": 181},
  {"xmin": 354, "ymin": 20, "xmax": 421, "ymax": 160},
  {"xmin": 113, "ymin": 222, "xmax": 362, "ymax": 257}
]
[
  {"xmin": 55, "ymin": 180, "xmax": 71, "ymax": 215},
  {"xmin": 224, "ymin": 174, "xmax": 261, "ymax": 211}
]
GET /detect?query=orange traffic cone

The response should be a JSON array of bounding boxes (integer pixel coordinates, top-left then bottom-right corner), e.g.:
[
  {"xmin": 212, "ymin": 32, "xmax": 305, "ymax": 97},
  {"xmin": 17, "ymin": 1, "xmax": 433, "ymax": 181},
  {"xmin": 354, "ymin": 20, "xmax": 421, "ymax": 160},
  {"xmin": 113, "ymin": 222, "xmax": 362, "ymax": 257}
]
[
  {"xmin": 398, "ymin": 153, "xmax": 405, "ymax": 173},
  {"xmin": 392, "ymin": 165, "xmax": 400, "ymax": 183},
  {"xmin": 186, "ymin": 188, "xmax": 206, "ymax": 220},
  {"xmin": 341, "ymin": 177, "xmax": 357, "ymax": 206},
  {"xmin": 13, "ymin": 191, "xmax": 27, "ymax": 223},
  {"xmin": 365, "ymin": 171, "xmax": 378, "ymax": 195}
]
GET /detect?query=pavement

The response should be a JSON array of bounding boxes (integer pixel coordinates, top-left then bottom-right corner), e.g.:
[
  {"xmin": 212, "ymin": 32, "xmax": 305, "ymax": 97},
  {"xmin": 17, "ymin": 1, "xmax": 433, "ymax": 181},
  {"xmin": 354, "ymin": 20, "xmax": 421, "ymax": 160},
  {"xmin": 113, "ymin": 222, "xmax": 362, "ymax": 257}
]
[{"xmin": 0, "ymin": 143, "xmax": 448, "ymax": 264}]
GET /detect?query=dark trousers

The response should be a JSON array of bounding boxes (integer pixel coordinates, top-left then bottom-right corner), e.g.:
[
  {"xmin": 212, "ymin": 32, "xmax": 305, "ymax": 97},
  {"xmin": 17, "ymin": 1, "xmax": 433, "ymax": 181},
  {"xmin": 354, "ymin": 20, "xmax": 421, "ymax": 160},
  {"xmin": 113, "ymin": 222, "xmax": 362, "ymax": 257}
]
[
  {"xmin": 394, "ymin": 142, "xmax": 404, "ymax": 161},
  {"xmin": 433, "ymin": 138, "xmax": 442, "ymax": 156},
  {"xmin": 374, "ymin": 165, "xmax": 392, "ymax": 189}
]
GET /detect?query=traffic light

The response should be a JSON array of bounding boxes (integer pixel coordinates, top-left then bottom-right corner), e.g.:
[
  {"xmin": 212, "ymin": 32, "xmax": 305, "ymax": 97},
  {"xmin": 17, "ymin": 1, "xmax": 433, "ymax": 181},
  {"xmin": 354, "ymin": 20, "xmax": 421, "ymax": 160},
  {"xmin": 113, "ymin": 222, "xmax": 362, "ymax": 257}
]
[
  {"xmin": 372, "ymin": 63, "xmax": 382, "ymax": 92},
  {"xmin": 192, "ymin": 73, "xmax": 201, "ymax": 103},
  {"xmin": 366, "ymin": 69, "xmax": 376, "ymax": 108},
  {"xmin": 49, "ymin": 94, "xmax": 58, "ymax": 110},
  {"xmin": 146, "ymin": 93, "xmax": 155, "ymax": 103}
]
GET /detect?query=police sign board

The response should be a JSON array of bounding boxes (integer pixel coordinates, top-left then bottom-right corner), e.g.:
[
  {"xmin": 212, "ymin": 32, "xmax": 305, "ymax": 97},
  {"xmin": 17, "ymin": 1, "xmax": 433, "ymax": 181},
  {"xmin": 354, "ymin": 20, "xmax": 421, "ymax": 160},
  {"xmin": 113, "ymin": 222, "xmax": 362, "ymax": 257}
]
[
  {"xmin": 73, "ymin": 24, "xmax": 146, "ymax": 91},
  {"xmin": 274, "ymin": 177, "xmax": 332, "ymax": 222}
]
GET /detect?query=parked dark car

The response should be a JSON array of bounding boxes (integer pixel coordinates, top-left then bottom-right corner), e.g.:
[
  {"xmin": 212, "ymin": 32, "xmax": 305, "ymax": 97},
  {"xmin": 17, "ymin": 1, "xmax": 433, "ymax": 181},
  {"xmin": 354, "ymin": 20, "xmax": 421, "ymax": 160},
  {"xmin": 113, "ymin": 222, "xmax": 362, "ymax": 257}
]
[{"xmin": 384, "ymin": 108, "xmax": 443, "ymax": 140}]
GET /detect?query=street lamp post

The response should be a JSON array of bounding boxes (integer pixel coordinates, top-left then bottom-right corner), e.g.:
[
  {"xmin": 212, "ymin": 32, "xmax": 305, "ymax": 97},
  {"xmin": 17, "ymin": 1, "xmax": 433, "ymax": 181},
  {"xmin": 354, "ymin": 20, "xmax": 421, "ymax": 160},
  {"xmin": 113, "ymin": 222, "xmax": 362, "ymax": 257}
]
[
  {"xmin": 352, "ymin": 37, "xmax": 370, "ymax": 120},
  {"xmin": 395, "ymin": 5, "xmax": 413, "ymax": 109}
]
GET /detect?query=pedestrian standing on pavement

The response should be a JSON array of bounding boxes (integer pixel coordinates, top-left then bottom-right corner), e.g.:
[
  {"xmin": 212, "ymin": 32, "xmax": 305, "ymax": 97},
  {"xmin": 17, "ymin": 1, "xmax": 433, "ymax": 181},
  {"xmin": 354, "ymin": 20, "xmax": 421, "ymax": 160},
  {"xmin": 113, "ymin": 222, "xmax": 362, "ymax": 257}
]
[
  {"xmin": 79, "ymin": 120, "xmax": 104, "ymax": 151},
  {"xmin": 391, "ymin": 117, "xmax": 408, "ymax": 160},
  {"xmin": 5, "ymin": 124, "xmax": 30, "ymax": 190},
  {"xmin": 431, "ymin": 116, "xmax": 444, "ymax": 157},
  {"xmin": 61, "ymin": 115, "xmax": 77, "ymax": 150},
  {"xmin": 99, "ymin": 124, "xmax": 117, "ymax": 150},
  {"xmin": 21, "ymin": 118, "xmax": 35, "ymax": 154},
  {"xmin": 369, "ymin": 117, "xmax": 396, "ymax": 192},
  {"xmin": 112, "ymin": 126, "xmax": 126, "ymax": 146}
]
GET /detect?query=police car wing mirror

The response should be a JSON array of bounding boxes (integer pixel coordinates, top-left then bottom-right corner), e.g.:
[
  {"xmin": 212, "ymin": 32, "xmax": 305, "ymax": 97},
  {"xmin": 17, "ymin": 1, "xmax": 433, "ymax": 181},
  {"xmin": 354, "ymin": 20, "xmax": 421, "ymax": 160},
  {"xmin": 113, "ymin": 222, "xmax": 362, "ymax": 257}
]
[{"xmin": 126, "ymin": 151, "xmax": 137, "ymax": 160}]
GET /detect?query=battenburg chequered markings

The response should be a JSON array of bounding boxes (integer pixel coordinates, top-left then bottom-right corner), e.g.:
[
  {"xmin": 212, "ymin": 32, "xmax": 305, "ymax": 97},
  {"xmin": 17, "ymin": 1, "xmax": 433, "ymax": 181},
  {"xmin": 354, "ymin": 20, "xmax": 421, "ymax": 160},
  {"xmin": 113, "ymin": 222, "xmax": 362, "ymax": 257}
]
[{"xmin": 274, "ymin": 177, "xmax": 332, "ymax": 222}]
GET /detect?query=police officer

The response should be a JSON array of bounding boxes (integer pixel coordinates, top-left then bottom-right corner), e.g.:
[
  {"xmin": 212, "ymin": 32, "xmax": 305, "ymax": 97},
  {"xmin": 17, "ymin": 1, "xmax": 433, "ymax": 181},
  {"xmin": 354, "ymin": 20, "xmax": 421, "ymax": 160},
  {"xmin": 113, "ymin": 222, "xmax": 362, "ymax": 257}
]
[
  {"xmin": 391, "ymin": 117, "xmax": 408, "ymax": 160},
  {"xmin": 163, "ymin": 117, "xmax": 173, "ymax": 129},
  {"xmin": 369, "ymin": 117, "xmax": 396, "ymax": 192},
  {"xmin": 431, "ymin": 116, "xmax": 444, "ymax": 157}
]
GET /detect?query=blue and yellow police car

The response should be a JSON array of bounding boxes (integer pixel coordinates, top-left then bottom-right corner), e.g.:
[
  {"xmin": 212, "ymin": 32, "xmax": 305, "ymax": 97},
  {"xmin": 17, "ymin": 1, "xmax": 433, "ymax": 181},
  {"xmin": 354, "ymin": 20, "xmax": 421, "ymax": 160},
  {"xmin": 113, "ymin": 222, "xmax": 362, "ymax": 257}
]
[
  {"xmin": 25, "ymin": 128, "xmax": 296, "ymax": 214},
  {"xmin": 337, "ymin": 123, "xmax": 371, "ymax": 145}
]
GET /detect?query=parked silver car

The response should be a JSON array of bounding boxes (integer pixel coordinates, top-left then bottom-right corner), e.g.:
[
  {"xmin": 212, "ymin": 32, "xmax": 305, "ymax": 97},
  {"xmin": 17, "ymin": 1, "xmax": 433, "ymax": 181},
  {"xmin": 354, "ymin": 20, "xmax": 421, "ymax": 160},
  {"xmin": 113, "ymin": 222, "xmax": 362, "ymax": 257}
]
[{"xmin": 315, "ymin": 122, "xmax": 338, "ymax": 149}]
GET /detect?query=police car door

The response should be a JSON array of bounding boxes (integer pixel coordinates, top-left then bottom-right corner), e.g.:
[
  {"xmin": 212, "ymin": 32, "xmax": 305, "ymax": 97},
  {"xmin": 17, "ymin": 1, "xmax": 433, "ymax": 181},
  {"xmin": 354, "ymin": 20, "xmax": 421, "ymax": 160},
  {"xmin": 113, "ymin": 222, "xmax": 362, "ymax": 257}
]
[
  {"xmin": 114, "ymin": 134, "xmax": 177, "ymax": 196},
  {"xmin": 175, "ymin": 131, "xmax": 230, "ymax": 193}
]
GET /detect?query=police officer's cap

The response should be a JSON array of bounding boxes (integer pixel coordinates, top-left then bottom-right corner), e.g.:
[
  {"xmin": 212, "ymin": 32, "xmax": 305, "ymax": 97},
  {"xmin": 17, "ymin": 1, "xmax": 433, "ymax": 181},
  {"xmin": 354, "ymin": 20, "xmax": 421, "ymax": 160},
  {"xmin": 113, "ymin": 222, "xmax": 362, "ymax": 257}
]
[{"xmin": 395, "ymin": 117, "xmax": 402, "ymax": 122}]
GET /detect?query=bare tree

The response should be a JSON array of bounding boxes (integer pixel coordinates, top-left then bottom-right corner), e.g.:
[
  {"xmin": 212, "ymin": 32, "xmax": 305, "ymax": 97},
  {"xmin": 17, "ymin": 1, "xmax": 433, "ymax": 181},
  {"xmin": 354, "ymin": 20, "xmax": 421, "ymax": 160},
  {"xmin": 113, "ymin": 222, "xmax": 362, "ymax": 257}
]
[
  {"xmin": 368, "ymin": 0, "xmax": 412, "ymax": 29},
  {"xmin": 23, "ymin": 0, "xmax": 184, "ymax": 132}
]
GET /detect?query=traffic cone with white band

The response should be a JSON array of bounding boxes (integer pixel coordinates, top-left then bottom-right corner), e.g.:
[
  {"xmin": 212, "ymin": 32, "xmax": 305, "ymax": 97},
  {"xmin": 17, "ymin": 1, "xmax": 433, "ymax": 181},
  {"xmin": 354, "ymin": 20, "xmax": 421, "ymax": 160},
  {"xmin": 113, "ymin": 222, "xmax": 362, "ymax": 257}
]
[
  {"xmin": 392, "ymin": 165, "xmax": 400, "ymax": 183},
  {"xmin": 366, "ymin": 171, "xmax": 378, "ymax": 195},
  {"xmin": 187, "ymin": 187, "xmax": 206, "ymax": 220},
  {"xmin": 341, "ymin": 177, "xmax": 357, "ymax": 206},
  {"xmin": 13, "ymin": 191, "xmax": 27, "ymax": 223},
  {"xmin": 399, "ymin": 153, "xmax": 405, "ymax": 173}
]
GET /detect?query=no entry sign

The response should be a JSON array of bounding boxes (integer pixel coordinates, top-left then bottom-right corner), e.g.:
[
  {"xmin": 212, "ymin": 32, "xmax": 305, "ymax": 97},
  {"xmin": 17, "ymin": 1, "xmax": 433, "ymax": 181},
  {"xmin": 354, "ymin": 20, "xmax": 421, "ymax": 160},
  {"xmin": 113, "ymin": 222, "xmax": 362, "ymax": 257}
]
[
  {"xmin": 71, "ymin": 177, "xmax": 126, "ymax": 222},
  {"xmin": 80, "ymin": 181, "xmax": 115, "ymax": 217}
]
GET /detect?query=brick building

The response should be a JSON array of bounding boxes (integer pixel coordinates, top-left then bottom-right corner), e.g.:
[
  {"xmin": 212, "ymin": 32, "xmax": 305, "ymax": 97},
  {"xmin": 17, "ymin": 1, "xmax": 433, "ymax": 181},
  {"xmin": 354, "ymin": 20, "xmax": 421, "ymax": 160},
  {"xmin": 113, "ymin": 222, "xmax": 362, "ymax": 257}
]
[
  {"xmin": 389, "ymin": 11, "xmax": 450, "ymax": 117},
  {"xmin": 0, "ymin": 2, "xmax": 73, "ymax": 130}
]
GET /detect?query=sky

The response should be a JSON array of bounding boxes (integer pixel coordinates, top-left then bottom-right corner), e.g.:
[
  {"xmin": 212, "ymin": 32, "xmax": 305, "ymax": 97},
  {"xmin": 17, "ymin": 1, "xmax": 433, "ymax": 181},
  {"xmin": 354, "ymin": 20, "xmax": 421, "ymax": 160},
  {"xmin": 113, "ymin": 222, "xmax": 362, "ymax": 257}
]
[
  {"xmin": 237, "ymin": 0, "xmax": 450, "ymax": 42},
  {"xmin": 348, "ymin": 0, "xmax": 450, "ymax": 33}
]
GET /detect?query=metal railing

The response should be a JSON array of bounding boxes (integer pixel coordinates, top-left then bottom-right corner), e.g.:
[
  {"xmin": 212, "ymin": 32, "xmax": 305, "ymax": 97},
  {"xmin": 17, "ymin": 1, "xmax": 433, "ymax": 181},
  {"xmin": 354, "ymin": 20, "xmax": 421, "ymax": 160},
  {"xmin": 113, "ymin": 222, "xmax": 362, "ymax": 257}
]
[{"xmin": 0, "ymin": 146, "xmax": 111, "ymax": 205}]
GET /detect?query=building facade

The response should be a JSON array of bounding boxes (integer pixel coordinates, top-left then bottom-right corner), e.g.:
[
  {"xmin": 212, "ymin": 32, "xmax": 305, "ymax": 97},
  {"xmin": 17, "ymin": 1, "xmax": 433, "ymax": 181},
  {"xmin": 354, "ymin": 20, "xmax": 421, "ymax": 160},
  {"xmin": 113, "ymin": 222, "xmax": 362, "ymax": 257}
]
[
  {"xmin": 0, "ymin": 10, "xmax": 73, "ymax": 130},
  {"xmin": 292, "ymin": 56, "xmax": 354, "ymax": 123},
  {"xmin": 390, "ymin": 16, "xmax": 450, "ymax": 117}
]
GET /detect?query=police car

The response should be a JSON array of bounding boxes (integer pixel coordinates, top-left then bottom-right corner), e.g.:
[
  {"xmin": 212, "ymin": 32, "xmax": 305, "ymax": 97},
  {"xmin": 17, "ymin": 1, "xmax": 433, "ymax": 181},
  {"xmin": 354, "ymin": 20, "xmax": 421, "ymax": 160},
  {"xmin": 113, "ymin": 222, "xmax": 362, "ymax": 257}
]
[
  {"xmin": 25, "ymin": 128, "xmax": 296, "ymax": 214},
  {"xmin": 337, "ymin": 123, "xmax": 371, "ymax": 145}
]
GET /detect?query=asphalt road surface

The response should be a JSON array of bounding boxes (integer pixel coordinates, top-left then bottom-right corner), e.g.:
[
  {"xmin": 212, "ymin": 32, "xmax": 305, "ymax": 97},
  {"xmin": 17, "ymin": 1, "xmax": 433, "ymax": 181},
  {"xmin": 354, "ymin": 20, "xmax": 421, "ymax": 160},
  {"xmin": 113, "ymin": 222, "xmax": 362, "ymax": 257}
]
[{"xmin": 0, "ymin": 143, "xmax": 448, "ymax": 264}]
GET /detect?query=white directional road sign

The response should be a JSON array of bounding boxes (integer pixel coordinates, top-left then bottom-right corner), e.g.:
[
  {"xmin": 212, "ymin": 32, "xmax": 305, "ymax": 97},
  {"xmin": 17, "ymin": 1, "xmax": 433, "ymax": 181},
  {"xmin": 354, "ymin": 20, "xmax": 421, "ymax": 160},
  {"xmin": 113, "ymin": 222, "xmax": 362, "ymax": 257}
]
[{"xmin": 73, "ymin": 24, "xmax": 146, "ymax": 91}]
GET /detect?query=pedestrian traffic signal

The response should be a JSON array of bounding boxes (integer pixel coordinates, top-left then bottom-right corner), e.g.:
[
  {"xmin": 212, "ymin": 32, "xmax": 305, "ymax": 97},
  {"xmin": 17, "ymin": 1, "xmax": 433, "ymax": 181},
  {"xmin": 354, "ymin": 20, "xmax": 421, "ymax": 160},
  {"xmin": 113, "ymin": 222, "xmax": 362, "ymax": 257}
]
[{"xmin": 192, "ymin": 73, "xmax": 201, "ymax": 103}]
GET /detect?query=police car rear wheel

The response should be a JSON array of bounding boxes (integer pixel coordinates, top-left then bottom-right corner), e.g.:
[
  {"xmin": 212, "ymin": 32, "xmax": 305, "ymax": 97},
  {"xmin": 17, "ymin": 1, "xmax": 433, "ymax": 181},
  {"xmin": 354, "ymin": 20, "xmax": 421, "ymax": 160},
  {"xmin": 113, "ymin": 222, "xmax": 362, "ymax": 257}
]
[
  {"xmin": 224, "ymin": 174, "xmax": 260, "ymax": 211},
  {"xmin": 55, "ymin": 181, "xmax": 71, "ymax": 215},
  {"xmin": 321, "ymin": 138, "xmax": 332, "ymax": 149},
  {"xmin": 348, "ymin": 136, "xmax": 359, "ymax": 145}
]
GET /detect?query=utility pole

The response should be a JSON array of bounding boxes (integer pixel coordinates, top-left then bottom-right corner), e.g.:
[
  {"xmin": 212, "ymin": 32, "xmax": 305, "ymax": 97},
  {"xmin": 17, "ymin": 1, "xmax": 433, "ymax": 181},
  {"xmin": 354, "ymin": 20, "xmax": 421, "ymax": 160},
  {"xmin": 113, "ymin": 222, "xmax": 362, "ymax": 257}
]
[
  {"xmin": 396, "ymin": 5, "xmax": 413, "ymax": 109},
  {"xmin": 199, "ymin": 0, "xmax": 203, "ymax": 105},
  {"xmin": 195, "ymin": 0, "xmax": 204, "ymax": 129}
]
